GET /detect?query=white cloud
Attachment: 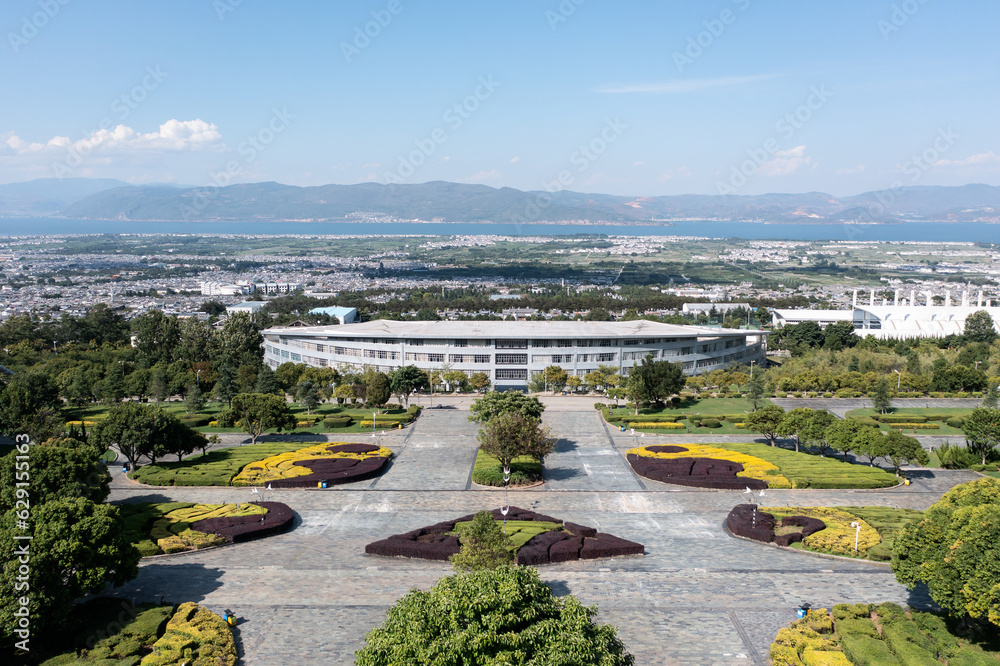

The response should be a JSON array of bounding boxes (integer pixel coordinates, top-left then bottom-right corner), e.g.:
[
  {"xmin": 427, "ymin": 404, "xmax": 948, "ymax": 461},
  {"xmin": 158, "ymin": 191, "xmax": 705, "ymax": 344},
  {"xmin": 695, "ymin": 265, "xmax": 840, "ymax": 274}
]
[
  {"xmin": 509, "ymin": 156, "xmax": 520, "ymax": 163},
  {"xmin": 758, "ymin": 145, "xmax": 814, "ymax": 176},
  {"xmin": 0, "ymin": 119, "xmax": 222, "ymax": 158},
  {"xmin": 441, "ymin": 155, "xmax": 451, "ymax": 162},
  {"xmin": 836, "ymin": 164, "xmax": 866, "ymax": 175},
  {"xmin": 933, "ymin": 151, "xmax": 1000, "ymax": 167},
  {"xmin": 595, "ymin": 74, "xmax": 777, "ymax": 95},
  {"xmin": 462, "ymin": 169, "xmax": 502, "ymax": 184}
]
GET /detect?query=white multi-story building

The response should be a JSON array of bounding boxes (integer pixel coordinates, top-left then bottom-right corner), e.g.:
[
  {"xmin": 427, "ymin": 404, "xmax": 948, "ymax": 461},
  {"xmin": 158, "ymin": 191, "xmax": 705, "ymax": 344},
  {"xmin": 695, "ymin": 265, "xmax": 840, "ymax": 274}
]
[{"xmin": 263, "ymin": 320, "xmax": 767, "ymax": 390}]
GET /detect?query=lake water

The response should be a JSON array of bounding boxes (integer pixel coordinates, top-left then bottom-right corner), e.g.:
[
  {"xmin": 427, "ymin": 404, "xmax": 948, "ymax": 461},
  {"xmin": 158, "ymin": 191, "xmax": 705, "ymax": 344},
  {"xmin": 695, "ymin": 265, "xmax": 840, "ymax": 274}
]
[{"xmin": 0, "ymin": 217, "xmax": 998, "ymax": 242}]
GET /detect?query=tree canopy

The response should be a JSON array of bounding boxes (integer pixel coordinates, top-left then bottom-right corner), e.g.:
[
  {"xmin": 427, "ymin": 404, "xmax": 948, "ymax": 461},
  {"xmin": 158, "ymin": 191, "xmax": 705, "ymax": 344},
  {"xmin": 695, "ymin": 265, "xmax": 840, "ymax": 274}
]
[
  {"xmin": 964, "ymin": 310, "xmax": 997, "ymax": 344},
  {"xmin": 355, "ymin": 565, "xmax": 634, "ymax": 665},
  {"xmin": 961, "ymin": 407, "xmax": 1000, "ymax": 465},
  {"xmin": 469, "ymin": 391, "xmax": 545, "ymax": 423},
  {"xmin": 218, "ymin": 392, "xmax": 297, "ymax": 444},
  {"xmin": 92, "ymin": 403, "xmax": 202, "ymax": 470},
  {"xmin": 476, "ymin": 411, "xmax": 555, "ymax": 470},
  {"xmin": 450, "ymin": 511, "xmax": 514, "ymax": 572},
  {"xmin": 745, "ymin": 404, "xmax": 785, "ymax": 446},
  {"xmin": 0, "ymin": 443, "xmax": 110, "ymax": 513},
  {"xmin": 389, "ymin": 365, "xmax": 428, "ymax": 407},
  {"xmin": 892, "ymin": 477, "xmax": 1000, "ymax": 628},
  {"xmin": 625, "ymin": 355, "xmax": 685, "ymax": 411}
]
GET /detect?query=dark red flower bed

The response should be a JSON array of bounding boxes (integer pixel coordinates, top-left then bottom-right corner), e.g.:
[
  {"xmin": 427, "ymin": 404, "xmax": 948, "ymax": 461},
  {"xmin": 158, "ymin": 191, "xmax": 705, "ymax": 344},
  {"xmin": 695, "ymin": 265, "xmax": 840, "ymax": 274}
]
[
  {"xmin": 645, "ymin": 445, "xmax": 689, "ymax": 454},
  {"xmin": 628, "ymin": 452, "xmax": 767, "ymax": 490},
  {"xmin": 725, "ymin": 504, "xmax": 826, "ymax": 547},
  {"xmin": 365, "ymin": 506, "xmax": 644, "ymax": 564},
  {"xmin": 267, "ymin": 443, "xmax": 390, "ymax": 489},
  {"xmin": 190, "ymin": 501, "xmax": 295, "ymax": 543}
]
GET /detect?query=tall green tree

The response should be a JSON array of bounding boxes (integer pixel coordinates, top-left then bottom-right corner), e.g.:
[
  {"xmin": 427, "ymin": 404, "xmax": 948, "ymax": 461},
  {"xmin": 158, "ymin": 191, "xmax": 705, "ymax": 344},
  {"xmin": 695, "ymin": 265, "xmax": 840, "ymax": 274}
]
[
  {"xmin": 892, "ymin": 477, "xmax": 1000, "ymax": 628},
  {"xmin": 389, "ymin": 365, "xmax": 429, "ymax": 407},
  {"xmin": 825, "ymin": 418, "xmax": 878, "ymax": 462},
  {"xmin": 355, "ymin": 566, "xmax": 634, "ymax": 666},
  {"xmin": 0, "ymin": 444, "xmax": 110, "ymax": 513},
  {"xmin": 745, "ymin": 404, "xmax": 786, "ymax": 446},
  {"xmin": 964, "ymin": 310, "xmax": 997, "ymax": 344},
  {"xmin": 982, "ymin": 384, "xmax": 1000, "ymax": 410},
  {"xmin": 871, "ymin": 376, "xmax": 893, "ymax": 414},
  {"xmin": 365, "ymin": 372, "xmax": 391, "ymax": 411},
  {"xmin": 218, "ymin": 392, "xmax": 296, "ymax": 445},
  {"xmin": 962, "ymin": 407, "xmax": 1000, "ymax": 465},
  {"xmin": 216, "ymin": 312, "xmax": 264, "ymax": 369},
  {"xmin": 294, "ymin": 379, "xmax": 320, "ymax": 414},
  {"xmin": 254, "ymin": 364, "xmax": 281, "ymax": 395},
  {"xmin": 883, "ymin": 430, "xmax": 929, "ymax": 474},
  {"xmin": 746, "ymin": 371, "xmax": 767, "ymax": 411},
  {"xmin": 92, "ymin": 403, "xmax": 200, "ymax": 470},
  {"xmin": 625, "ymin": 355, "xmax": 685, "ymax": 412},
  {"xmin": 823, "ymin": 320, "xmax": 858, "ymax": 351},
  {"xmin": 469, "ymin": 391, "xmax": 545, "ymax": 423},
  {"xmin": 476, "ymin": 411, "xmax": 555, "ymax": 471},
  {"xmin": 131, "ymin": 310, "xmax": 180, "ymax": 367},
  {"xmin": 0, "ymin": 498, "xmax": 140, "ymax": 649}
]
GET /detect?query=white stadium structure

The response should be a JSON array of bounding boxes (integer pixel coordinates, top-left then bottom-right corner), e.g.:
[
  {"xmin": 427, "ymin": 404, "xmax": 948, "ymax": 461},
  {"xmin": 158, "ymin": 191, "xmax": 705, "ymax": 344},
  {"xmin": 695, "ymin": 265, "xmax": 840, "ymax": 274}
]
[
  {"xmin": 263, "ymin": 320, "xmax": 767, "ymax": 390},
  {"xmin": 772, "ymin": 289, "xmax": 1000, "ymax": 339}
]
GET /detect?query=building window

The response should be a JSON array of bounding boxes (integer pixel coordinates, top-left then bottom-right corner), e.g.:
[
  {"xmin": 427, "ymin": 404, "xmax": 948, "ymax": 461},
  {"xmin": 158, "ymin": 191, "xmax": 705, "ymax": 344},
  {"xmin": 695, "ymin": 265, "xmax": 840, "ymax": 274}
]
[
  {"xmin": 453, "ymin": 339, "xmax": 468, "ymax": 347},
  {"xmin": 406, "ymin": 352, "xmax": 445, "ymax": 362},
  {"xmin": 474, "ymin": 354, "xmax": 491, "ymax": 363},
  {"xmin": 623, "ymin": 339, "xmax": 640, "ymax": 346},
  {"xmin": 450, "ymin": 353, "xmax": 489, "ymax": 363},
  {"xmin": 495, "ymin": 369, "xmax": 528, "ymax": 380},
  {"xmin": 496, "ymin": 353, "xmax": 528, "ymax": 365},
  {"xmin": 496, "ymin": 340, "xmax": 528, "ymax": 349},
  {"xmin": 595, "ymin": 352, "xmax": 616, "ymax": 362},
  {"xmin": 532, "ymin": 339, "xmax": 553, "ymax": 347},
  {"xmin": 557, "ymin": 339, "xmax": 573, "ymax": 348}
]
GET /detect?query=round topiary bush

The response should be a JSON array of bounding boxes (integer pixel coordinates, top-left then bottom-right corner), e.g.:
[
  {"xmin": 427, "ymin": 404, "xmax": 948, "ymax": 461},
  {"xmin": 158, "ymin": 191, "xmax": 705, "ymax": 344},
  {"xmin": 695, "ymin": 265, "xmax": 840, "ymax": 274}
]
[
  {"xmin": 701, "ymin": 418, "xmax": 722, "ymax": 428},
  {"xmin": 355, "ymin": 566, "xmax": 634, "ymax": 665}
]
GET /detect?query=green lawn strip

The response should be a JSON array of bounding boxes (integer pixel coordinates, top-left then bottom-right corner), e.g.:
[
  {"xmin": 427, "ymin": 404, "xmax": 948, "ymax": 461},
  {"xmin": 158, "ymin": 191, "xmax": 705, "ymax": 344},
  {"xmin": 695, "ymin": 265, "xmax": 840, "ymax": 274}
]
[
  {"xmin": 453, "ymin": 519, "xmax": 563, "ymax": 552},
  {"xmin": 845, "ymin": 407, "xmax": 973, "ymax": 436},
  {"xmin": 708, "ymin": 441, "xmax": 898, "ymax": 488},
  {"xmin": 772, "ymin": 603, "xmax": 1000, "ymax": 666},
  {"xmin": 471, "ymin": 449, "xmax": 543, "ymax": 486},
  {"xmin": 607, "ymin": 397, "xmax": 757, "ymax": 417},
  {"xmin": 39, "ymin": 599, "xmax": 174, "ymax": 665},
  {"xmin": 131, "ymin": 441, "xmax": 320, "ymax": 486},
  {"xmin": 118, "ymin": 501, "xmax": 267, "ymax": 555}
]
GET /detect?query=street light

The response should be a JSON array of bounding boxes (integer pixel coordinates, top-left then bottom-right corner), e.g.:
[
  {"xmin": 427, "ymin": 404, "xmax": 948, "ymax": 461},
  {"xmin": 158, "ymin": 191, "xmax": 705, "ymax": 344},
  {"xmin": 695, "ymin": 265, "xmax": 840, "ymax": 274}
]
[
  {"xmin": 850, "ymin": 521, "xmax": 861, "ymax": 552},
  {"xmin": 893, "ymin": 369, "xmax": 900, "ymax": 390},
  {"xmin": 750, "ymin": 360, "xmax": 756, "ymax": 378},
  {"xmin": 119, "ymin": 360, "xmax": 125, "ymax": 376}
]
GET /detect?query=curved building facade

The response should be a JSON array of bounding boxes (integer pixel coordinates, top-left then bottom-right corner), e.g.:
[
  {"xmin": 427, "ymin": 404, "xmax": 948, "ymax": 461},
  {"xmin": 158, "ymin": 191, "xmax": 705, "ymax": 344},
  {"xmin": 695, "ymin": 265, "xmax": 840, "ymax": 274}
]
[{"xmin": 263, "ymin": 320, "xmax": 766, "ymax": 390}]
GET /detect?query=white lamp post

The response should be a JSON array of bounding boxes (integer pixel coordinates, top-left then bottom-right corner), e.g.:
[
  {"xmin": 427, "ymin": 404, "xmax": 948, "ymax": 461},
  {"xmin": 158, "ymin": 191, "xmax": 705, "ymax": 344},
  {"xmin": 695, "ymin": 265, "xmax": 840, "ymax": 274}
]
[{"xmin": 851, "ymin": 521, "xmax": 861, "ymax": 552}]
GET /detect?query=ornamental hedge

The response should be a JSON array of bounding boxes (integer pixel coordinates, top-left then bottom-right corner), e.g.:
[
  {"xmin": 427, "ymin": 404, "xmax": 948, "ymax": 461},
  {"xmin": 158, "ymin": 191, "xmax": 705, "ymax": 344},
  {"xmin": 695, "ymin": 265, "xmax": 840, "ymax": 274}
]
[
  {"xmin": 232, "ymin": 442, "xmax": 391, "ymax": 488},
  {"xmin": 120, "ymin": 501, "xmax": 295, "ymax": 556},
  {"xmin": 627, "ymin": 444, "xmax": 788, "ymax": 489},
  {"xmin": 365, "ymin": 506, "xmax": 643, "ymax": 565},
  {"xmin": 726, "ymin": 504, "xmax": 826, "ymax": 547},
  {"xmin": 770, "ymin": 603, "xmax": 1000, "ymax": 666},
  {"xmin": 142, "ymin": 601, "xmax": 237, "ymax": 666}
]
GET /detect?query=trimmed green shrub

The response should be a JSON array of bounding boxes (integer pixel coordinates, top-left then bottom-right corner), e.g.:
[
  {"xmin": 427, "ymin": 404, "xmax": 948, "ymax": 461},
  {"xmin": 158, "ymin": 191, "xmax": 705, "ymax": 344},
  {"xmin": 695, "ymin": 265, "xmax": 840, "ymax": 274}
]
[
  {"xmin": 178, "ymin": 414, "xmax": 213, "ymax": 427},
  {"xmin": 946, "ymin": 416, "xmax": 966, "ymax": 428},
  {"xmin": 840, "ymin": 634, "xmax": 900, "ymax": 665},
  {"xmin": 323, "ymin": 415, "xmax": 354, "ymax": 429},
  {"xmin": 701, "ymin": 418, "xmax": 722, "ymax": 428}
]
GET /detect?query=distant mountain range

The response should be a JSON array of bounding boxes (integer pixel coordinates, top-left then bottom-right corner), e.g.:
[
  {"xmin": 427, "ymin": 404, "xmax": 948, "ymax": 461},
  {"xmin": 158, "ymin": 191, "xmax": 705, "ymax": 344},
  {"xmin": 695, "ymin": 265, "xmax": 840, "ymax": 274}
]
[{"xmin": 3, "ymin": 178, "xmax": 1000, "ymax": 224}]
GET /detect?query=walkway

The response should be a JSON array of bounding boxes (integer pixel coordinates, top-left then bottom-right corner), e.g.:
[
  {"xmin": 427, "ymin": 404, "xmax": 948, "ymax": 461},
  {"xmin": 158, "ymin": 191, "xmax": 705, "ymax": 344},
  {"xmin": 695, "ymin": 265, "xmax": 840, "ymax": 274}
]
[{"xmin": 107, "ymin": 404, "xmax": 983, "ymax": 665}]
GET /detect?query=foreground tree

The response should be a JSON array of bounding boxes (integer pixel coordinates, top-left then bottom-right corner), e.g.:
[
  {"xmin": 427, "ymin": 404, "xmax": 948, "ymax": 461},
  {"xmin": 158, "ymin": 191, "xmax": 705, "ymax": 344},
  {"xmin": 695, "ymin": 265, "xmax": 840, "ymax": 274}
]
[
  {"xmin": 389, "ymin": 365, "xmax": 429, "ymax": 407},
  {"xmin": 365, "ymin": 371, "xmax": 391, "ymax": 411},
  {"xmin": 964, "ymin": 310, "xmax": 997, "ymax": 344},
  {"xmin": 776, "ymin": 408, "xmax": 828, "ymax": 453},
  {"xmin": 0, "ymin": 443, "xmax": 110, "ymax": 513},
  {"xmin": 883, "ymin": 430, "xmax": 929, "ymax": 474},
  {"xmin": 745, "ymin": 404, "xmax": 786, "ymax": 446},
  {"xmin": 450, "ymin": 511, "xmax": 514, "ymax": 572},
  {"xmin": 218, "ymin": 392, "xmax": 297, "ymax": 445},
  {"xmin": 746, "ymin": 371, "xmax": 767, "ymax": 411},
  {"xmin": 355, "ymin": 565, "xmax": 634, "ymax": 665},
  {"xmin": 476, "ymin": 411, "xmax": 555, "ymax": 471},
  {"xmin": 825, "ymin": 418, "xmax": 878, "ymax": 462},
  {"xmin": 892, "ymin": 477, "xmax": 1000, "ymax": 630},
  {"xmin": 982, "ymin": 384, "xmax": 1000, "ymax": 410},
  {"xmin": 962, "ymin": 407, "xmax": 1000, "ymax": 465},
  {"xmin": 469, "ymin": 391, "xmax": 545, "ymax": 423},
  {"xmin": 0, "ymin": 498, "xmax": 140, "ymax": 649}
]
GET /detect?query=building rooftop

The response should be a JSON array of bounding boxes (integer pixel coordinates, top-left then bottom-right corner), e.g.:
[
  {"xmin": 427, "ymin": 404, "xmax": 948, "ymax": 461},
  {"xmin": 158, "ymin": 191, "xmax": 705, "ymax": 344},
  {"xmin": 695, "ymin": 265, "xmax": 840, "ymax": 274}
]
[
  {"xmin": 308, "ymin": 306, "xmax": 358, "ymax": 317},
  {"xmin": 265, "ymin": 319, "xmax": 762, "ymax": 339}
]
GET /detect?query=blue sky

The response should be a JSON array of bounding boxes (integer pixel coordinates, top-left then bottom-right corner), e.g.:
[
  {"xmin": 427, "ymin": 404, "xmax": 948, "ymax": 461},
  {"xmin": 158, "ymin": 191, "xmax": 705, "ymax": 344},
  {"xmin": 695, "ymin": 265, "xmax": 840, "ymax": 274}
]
[{"xmin": 2, "ymin": 0, "xmax": 998, "ymax": 197}]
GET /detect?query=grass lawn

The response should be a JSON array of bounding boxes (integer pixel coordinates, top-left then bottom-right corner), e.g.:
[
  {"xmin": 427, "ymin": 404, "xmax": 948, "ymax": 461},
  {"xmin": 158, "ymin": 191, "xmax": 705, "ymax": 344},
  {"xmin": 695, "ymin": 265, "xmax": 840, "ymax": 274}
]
[
  {"xmin": 453, "ymin": 519, "xmax": 561, "ymax": 551},
  {"xmin": 845, "ymin": 407, "xmax": 973, "ymax": 436},
  {"xmin": 471, "ymin": 449, "xmax": 543, "ymax": 487},
  {"xmin": 712, "ymin": 442, "xmax": 899, "ymax": 488},
  {"xmin": 984, "ymin": 470, "xmax": 1000, "ymax": 478},
  {"xmin": 130, "ymin": 441, "xmax": 321, "ymax": 486},
  {"xmin": 37, "ymin": 599, "xmax": 175, "ymax": 665}
]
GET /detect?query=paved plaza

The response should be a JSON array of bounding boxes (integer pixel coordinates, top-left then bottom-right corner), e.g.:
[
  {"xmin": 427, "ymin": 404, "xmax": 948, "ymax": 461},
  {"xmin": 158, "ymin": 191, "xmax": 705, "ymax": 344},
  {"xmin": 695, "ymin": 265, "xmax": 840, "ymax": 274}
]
[{"xmin": 108, "ymin": 399, "xmax": 982, "ymax": 665}]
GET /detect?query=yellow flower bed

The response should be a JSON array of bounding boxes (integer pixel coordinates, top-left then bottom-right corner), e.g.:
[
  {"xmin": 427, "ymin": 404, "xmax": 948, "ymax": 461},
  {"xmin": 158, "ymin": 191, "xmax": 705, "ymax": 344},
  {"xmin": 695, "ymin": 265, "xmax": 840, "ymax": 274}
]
[
  {"xmin": 763, "ymin": 506, "xmax": 881, "ymax": 557},
  {"xmin": 232, "ymin": 442, "xmax": 392, "ymax": 486},
  {"xmin": 295, "ymin": 420, "xmax": 316, "ymax": 428},
  {"xmin": 628, "ymin": 444, "xmax": 792, "ymax": 488},
  {"xmin": 151, "ymin": 503, "xmax": 265, "ymax": 553},
  {"xmin": 887, "ymin": 423, "xmax": 939, "ymax": 430},
  {"xmin": 65, "ymin": 420, "xmax": 100, "ymax": 427},
  {"xmin": 734, "ymin": 423, "xmax": 748, "ymax": 429},
  {"xmin": 627, "ymin": 422, "xmax": 686, "ymax": 429}
]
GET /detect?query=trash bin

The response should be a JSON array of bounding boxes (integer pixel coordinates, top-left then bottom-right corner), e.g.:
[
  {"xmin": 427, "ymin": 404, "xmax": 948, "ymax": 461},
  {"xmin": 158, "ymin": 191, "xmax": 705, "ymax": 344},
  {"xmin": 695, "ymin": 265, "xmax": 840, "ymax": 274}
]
[
  {"xmin": 318, "ymin": 480, "xmax": 328, "ymax": 489},
  {"xmin": 620, "ymin": 426, "xmax": 625, "ymax": 432},
  {"xmin": 797, "ymin": 603, "xmax": 811, "ymax": 619}
]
